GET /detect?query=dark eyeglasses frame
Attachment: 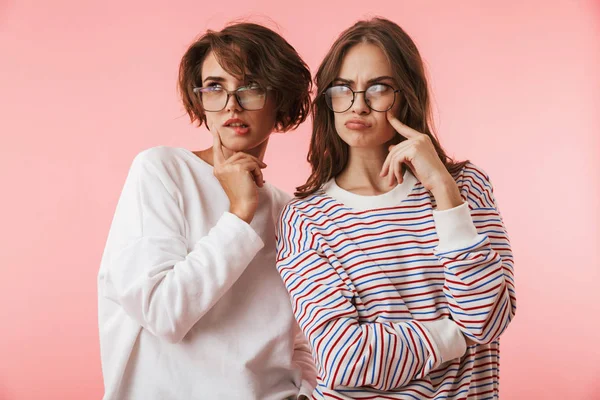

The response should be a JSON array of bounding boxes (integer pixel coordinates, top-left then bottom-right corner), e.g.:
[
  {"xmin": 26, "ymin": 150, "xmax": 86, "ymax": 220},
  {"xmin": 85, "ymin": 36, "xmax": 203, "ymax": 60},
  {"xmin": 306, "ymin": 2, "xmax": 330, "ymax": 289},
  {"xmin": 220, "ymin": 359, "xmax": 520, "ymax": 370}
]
[
  {"xmin": 322, "ymin": 83, "xmax": 401, "ymax": 113},
  {"xmin": 192, "ymin": 85, "xmax": 273, "ymax": 112}
]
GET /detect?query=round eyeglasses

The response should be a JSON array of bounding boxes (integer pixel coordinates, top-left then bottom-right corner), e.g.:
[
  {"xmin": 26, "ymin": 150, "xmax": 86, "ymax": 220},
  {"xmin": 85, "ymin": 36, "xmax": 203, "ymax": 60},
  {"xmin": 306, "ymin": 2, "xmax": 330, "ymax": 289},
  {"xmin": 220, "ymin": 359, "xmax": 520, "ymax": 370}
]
[
  {"xmin": 323, "ymin": 83, "xmax": 401, "ymax": 113},
  {"xmin": 192, "ymin": 84, "xmax": 272, "ymax": 112}
]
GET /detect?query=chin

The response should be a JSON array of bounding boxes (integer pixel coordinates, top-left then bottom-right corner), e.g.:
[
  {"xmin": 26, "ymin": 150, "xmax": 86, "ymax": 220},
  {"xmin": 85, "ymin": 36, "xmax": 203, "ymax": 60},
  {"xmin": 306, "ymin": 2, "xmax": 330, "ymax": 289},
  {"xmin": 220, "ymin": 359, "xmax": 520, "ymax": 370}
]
[
  {"xmin": 222, "ymin": 135, "xmax": 266, "ymax": 152},
  {"xmin": 338, "ymin": 130, "xmax": 385, "ymax": 149}
]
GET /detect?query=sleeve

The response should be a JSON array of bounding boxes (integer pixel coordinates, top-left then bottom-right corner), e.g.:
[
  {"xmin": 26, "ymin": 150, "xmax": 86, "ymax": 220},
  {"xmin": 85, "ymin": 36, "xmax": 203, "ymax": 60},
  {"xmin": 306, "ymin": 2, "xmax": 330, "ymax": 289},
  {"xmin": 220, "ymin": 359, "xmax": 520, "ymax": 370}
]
[
  {"xmin": 432, "ymin": 164, "xmax": 517, "ymax": 344},
  {"xmin": 292, "ymin": 323, "xmax": 317, "ymax": 399},
  {"xmin": 101, "ymin": 152, "xmax": 264, "ymax": 343},
  {"xmin": 276, "ymin": 203, "xmax": 466, "ymax": 391}
]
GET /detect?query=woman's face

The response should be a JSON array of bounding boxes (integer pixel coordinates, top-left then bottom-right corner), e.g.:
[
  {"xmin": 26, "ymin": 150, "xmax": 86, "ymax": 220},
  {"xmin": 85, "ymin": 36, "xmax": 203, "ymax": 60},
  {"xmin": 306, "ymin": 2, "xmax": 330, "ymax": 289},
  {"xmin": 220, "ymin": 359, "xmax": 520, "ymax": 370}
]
[
  {"xmin": 330, "ymin": 42, "xmax": 401, "ymax": 149},
  {"xmin": 200, "ymin": 51, "xmax": 277, "ymax": 152}
]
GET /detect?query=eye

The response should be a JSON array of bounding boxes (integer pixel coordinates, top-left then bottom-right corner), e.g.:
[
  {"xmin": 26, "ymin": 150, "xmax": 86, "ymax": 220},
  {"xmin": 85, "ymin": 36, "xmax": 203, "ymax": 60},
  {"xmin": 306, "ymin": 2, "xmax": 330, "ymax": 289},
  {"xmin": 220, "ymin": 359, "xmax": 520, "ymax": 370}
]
[
  {"xmin": 327, "ymin": 85, "xmax": 352, "ymax": 96},
  {"xmin": 239, "ymin": 82, "xmax": 262, "ymax": 91},
  {"xmin": 204, "ymin": 83, "xmax": 223, "ymax": 91},
  {"xmin": 367, "ymin": 84, "xmax": 391, "ymax": 94}
]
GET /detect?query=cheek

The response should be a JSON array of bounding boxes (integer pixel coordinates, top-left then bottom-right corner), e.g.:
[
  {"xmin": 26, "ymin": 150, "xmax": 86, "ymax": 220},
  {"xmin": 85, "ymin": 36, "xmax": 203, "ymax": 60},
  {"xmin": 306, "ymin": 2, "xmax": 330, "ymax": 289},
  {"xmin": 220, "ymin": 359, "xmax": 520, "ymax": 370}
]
[
  {"xmin": 333, "ymin": 114, "xmax": 346, "ymax": 135},
  {"xmin": 204, "ymin": 113, "xmax": 217, "ymax": 129},
  {"xmin": 371, "ymin": 114, "xmax": 395, "ymax": 141},
  {"xmin": 391, "ymin": 99, "xmax": 405, "ymax": 121},
  {"xmin": 383, "ymin": 123, "xmax": 397, "ymax": 141},
  {"xmin": 253, "ymin": 107, "xmax": 277, "ymax": 133}
]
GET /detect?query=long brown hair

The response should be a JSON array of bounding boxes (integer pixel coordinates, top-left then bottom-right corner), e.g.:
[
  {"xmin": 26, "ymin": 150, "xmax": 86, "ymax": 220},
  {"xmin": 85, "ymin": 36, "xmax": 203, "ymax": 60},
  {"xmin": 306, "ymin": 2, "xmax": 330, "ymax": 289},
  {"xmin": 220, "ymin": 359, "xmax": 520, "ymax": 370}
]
[
  {"xmin": 178, "ymin": 22, "xmax": 312, "ymax": 132},
  {"xmin": 296, "ymin": 17, "xmax": 467, "ymax": 197}
]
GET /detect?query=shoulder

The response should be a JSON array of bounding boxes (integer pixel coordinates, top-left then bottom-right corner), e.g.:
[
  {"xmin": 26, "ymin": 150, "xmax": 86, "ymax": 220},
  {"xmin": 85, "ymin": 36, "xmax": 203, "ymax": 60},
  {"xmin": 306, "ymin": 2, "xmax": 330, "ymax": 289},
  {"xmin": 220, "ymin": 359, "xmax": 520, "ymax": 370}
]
[
  {"xmin": 126, "ymin": 146, "xmax": 207, "ymax": 196},
  {"xmin": 263, "ymin": 183, "xmax": 293, "ymax": 225},
  {"xmin": 278, "ymin": 191, "xmax": 329, "ymax": 222},
  {"xmin": 451, "ymin": 162, "xmax": 496, "ymax": 208},
  {"xmin": 132, "ymin": 146, "xmax": 188, "ymax": 170},
  {"xmin": 131, "ymin": 146, "xmax": 209, "ymax": 179},
  {"xmin": 266, "ymin": 183, "xmax": 293, "ymax": 210}
]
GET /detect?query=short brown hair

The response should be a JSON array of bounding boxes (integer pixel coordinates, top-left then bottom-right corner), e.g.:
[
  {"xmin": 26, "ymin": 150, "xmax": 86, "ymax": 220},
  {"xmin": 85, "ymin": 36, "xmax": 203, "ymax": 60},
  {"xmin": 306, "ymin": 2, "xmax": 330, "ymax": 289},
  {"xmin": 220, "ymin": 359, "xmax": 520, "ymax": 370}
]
[
  {"xmin": 178, "ymin": 22, "xmax": 312, "ymax": 132},
  {"xmin": 296, "ymin": 18, "xmax": 467, "ymax": 197}
]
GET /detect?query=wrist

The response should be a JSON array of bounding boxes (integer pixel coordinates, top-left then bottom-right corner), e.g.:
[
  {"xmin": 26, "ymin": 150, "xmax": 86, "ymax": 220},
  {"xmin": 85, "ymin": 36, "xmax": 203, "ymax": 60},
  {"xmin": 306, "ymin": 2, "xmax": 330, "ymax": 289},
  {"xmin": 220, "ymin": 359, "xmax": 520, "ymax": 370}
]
[
  {"xmin": 230, "ymin": 203, "xmax": 254, "ymax": 224},
  {"xmin": 430, "ymin": 175, "xmax": 462, "ymax": 211}
]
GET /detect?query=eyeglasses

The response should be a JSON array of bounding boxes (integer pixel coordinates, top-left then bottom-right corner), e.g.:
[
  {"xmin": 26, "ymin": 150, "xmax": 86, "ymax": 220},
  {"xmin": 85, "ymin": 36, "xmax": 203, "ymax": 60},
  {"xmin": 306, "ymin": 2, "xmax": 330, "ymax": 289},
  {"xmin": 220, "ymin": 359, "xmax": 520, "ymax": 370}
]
[
  {"xmin": 323, "ymin": 83, "xmax": 401, "ymax": 113},
  {"xmin": 192, "ymin": 84, "xmax": 272, "ymax": 112}
]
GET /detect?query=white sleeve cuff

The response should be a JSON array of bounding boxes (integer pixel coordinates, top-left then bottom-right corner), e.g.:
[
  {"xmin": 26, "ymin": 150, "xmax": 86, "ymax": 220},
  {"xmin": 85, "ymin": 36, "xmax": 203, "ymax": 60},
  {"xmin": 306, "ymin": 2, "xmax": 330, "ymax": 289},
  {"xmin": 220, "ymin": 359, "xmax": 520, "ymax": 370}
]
[
  {"xmin": 297, "ymin": 380, "xmax": 314, "ymax": 398},
  {"xmin": 432, "ymin": 202, "xmax": 479, "ymax": 253},
  {"xmin": 198, "ymin": 211, "xmax": 265, "ymax": 257},
  {"xmin": 421, "ymin": 319, "xmax": 467, "ymax": 363}
]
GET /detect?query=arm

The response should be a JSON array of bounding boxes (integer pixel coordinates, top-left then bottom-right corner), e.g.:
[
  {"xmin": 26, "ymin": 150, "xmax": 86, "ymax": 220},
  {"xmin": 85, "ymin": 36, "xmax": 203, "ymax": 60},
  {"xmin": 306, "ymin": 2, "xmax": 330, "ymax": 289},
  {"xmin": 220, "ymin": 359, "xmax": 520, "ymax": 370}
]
[
  {"xmin": 380, "ymin": 116, "xmax": 516, "ymax": 346},
  {"xmin": 292, "ymin": 324, "xmax": 317, "ymax": 399},
  {"xmin": 101, "ymin": 152, "xmax": 264, "ymax": 343},
  {"xmin": 433, "ymin": 166, "xmax": 517, "ymax": 344},
  {"xmin": 276, "ymin": 205, "xmax": 466, "ymax": 391}
]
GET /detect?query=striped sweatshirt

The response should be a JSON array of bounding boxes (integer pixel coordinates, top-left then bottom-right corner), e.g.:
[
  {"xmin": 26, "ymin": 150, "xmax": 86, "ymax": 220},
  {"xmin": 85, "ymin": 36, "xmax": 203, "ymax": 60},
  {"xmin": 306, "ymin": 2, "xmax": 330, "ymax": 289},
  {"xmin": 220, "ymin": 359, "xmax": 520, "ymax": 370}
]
[{"xmin": 276, "ymin": 163, "xmax": 516, "ymax": 400}]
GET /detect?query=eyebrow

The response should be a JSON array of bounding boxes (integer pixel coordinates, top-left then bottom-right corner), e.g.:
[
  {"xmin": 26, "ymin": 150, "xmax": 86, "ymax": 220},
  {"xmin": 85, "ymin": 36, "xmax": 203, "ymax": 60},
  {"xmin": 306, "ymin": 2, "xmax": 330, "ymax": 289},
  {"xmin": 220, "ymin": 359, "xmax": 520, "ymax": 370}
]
[
  {"xmin": 333, "ymin": 76, "xmax": 395, "ymax": 85},
  {"xmin": 202, "ymin": 75, "xmax": 257, "ymax": 85},
  {"xmin": 202, "ymin": 76, "xmax": 226, "ymax": 83}
]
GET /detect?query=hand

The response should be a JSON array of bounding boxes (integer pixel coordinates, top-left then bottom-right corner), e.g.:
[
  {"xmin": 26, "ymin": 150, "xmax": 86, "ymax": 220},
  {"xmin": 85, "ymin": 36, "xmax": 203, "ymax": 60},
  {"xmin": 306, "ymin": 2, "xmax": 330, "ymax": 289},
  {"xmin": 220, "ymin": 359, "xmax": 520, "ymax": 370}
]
[
  {"xmin": 210, "ymin": 124, "xmax": 266, "ymax": 223},
  {"xmin": 380, "ymin": 112, "xmax": 462, "ymax": 210}
]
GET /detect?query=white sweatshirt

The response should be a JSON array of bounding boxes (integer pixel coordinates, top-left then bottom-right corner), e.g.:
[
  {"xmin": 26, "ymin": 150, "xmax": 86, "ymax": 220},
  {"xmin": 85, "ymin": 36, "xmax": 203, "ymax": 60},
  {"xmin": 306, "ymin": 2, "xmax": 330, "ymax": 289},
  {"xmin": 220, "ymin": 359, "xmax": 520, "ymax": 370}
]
[{"xmin": 97, "ymin": 146, "xmax": 316, "ymax": 400}]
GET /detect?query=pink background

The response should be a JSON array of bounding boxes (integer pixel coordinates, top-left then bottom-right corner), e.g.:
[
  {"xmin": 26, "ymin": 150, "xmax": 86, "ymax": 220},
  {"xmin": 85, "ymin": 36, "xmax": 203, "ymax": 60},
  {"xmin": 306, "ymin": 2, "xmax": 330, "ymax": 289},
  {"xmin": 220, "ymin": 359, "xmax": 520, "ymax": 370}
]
[{"xmin": 1, "ymin": 1, "xmax": 599, "ymax": 399}]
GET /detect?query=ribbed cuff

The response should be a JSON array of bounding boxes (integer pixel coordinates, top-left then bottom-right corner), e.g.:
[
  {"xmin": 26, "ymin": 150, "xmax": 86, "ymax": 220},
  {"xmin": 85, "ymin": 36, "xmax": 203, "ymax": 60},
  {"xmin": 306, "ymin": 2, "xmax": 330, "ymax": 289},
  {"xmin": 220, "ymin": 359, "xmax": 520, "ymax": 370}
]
[
  {"xmin": 421, "ymin": 319, "xmax": 467, "ymax": 363},
  {"xmin": 297, "ymin": 380, "xmax": 314, "ymax": 399},
  {"xmin": 198, "ymin": 212, "xmax": 265, "ymax": 259},
  {"xmin": 433, "ymin": 202, "xmax": 479, "ymax": 253}
]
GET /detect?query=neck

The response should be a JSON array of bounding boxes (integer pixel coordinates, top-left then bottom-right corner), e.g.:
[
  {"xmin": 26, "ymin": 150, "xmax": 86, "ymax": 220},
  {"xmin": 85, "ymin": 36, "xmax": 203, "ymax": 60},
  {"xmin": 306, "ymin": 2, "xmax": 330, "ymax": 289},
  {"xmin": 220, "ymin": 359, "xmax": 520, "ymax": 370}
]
[{"xmin": 336, "ymin": 145, "xmax": 396, "ymax": 195}]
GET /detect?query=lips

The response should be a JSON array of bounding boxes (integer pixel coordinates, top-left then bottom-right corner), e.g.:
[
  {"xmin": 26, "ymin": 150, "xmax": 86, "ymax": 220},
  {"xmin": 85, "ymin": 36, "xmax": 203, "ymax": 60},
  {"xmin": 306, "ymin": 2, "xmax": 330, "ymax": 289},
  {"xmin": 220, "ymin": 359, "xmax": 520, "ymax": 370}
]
[
  {"xmin": 224, "ymin": 118, "xmax": 249, "ymax": 128},
  {"xmin": 345, "ymin": 119, "xmax": 371, "ymax": 130},
  {"xmin": 224, "ymin": 118, "xmax": 250, "ymax": 136}
]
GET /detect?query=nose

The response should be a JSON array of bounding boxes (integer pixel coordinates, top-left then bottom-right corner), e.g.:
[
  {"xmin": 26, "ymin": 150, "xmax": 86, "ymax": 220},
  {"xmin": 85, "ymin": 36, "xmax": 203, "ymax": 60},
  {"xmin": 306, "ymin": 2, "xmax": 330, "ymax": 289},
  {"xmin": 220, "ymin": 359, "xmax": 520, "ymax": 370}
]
[
  {"xmin": 351, "ymin": 91, "xmax": 370, "ymax": 115},
  {"xmin": 225, "ymin": 92, "xmax": 243, "ymax": 113}
]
